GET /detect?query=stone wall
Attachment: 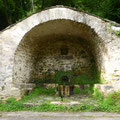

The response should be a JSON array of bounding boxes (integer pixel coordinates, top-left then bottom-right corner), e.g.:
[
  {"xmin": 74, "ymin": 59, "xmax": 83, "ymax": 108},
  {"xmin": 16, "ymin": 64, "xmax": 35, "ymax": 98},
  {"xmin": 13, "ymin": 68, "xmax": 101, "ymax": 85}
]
[
  {"xmin": 33, "ymin": 39, "xmax": 92, "ymax": 79},
  {"xmin": 13, "ymin": 34, "xmax": 92, "ymax": 84},
  {"xmin": 13, "ymin": 43, "xmax": 34, "ymax": 84}
]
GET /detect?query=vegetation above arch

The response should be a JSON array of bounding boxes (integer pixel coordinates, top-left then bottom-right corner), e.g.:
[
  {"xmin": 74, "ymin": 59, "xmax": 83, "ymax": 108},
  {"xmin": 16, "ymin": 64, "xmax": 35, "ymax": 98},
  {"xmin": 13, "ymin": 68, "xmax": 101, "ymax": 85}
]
[{"xmin": 0, "ymin": 0, "xmax": 120, "ymax": 30}]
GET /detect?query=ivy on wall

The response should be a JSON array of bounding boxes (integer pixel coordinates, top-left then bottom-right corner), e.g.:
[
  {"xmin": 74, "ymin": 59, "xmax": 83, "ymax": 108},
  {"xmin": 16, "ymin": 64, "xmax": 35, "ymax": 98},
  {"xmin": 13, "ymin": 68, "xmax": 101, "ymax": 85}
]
[{"xmin": 33, "ymin": 64, "xmax": 100, "ymax": 85}]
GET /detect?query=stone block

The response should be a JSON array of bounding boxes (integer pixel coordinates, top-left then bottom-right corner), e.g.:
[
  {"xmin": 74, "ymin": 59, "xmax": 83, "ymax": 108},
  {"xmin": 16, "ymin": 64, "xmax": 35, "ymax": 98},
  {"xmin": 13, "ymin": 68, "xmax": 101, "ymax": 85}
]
[{"xmin": 94, "ymin": 84, "xmax": 114, "ymax": 96}]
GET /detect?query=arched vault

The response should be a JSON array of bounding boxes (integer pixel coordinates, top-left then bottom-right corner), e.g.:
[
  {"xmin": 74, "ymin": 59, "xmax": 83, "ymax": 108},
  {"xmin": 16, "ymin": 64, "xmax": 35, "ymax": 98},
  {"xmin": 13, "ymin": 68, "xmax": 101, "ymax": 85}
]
[{"xmin": 0, "ymin": 6, "xmax": 120, "ymax": 98}]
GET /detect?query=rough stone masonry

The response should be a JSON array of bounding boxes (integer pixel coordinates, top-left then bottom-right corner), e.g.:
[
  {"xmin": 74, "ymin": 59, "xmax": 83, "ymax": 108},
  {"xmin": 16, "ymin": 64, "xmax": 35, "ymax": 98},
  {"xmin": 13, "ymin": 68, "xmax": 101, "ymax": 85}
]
[{"xmin": 0, "ymin": 6, "xmax": 120, "ymax": 99}]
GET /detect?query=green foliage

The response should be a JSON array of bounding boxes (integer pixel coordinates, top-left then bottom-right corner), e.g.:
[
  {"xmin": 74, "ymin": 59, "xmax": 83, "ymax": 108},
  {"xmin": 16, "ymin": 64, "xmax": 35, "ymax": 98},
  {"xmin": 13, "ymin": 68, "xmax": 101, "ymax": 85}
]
[
  {"xmin": 73, "ymin": 87, "xmax": 81, "ymax": 94},
  {"xmin": 93, "ymin": 89, "xmax": 120, "ymax": 112},
  {"xmin": 0, "ymin": 98, "xmax": 94, "ymax": 112},
  {"xmin": 43, "ymin": 0, "xmax": 75, "ymax": 8},
  {"xmin": 68, "ymin": 104, "xmax": 94, "ymax": 111},
  {"xmin": 73, "ymin": 64, "xmax": 100, "ymax": 85},
  {"xmin": 74, "ymin": 73, "xmax": 90, "ymax": 84},
  {"xmin": 32, "ymin": 103, "xmax": 66, "ymax": 111},
  {"xmin": 75, "ymin": 0, "xmax": 102, "ymax": 13},
  {"xmin": 74, "ymin": 86, "xmax": 94, "ymax": 95},
  {"xmin": 93, "ymin": 88, "xmax": 104, "ymax": 101},
  {"xmin": 104, "ymin": 92, "xmax": 120, "ymax": 106},
  {"xmin": 100, "ymin": 0, "xmax": 120, "ymax": 22},
  {"xmin": 1, "ymin": 87, "xmax": 120, "ymax": 112},
  {"xmin": 22, "ymin": 87, "xmax": 55, "ymax": 102},
  {"xmin": 115, "ymin": 30, "xmax": 120, "ymax": 36},
  {"xmin": 75, "ymin": 0, "xmax": 120, "ymax": 23},
  {"xmin": 0, "ymin": 87, "xmax": 56, "ymax": 111},
  {"xmin": 74, "ymin": 73, "xmax": 99, "ymax": 85},
  {"xmin": 0, "ymin": 0, "xmax": 120, "ymax": 30},
  {"xmin": 34, "ymin": 64, "xmax": 100, "ymax": 85},
  {"xmin": 30, "ymin": 86, "xmax": 55, "ymax": 95},
  {"xmin": 51, "ymin": 71, "xmax": 74, "ymax": 85},
  {"xmin": 0, "ymin": 97, "xmax": 24, "ymax": 111},
  {"xmin": 5, "ymin": 97, "xmax": 16, "ymax": 104}
]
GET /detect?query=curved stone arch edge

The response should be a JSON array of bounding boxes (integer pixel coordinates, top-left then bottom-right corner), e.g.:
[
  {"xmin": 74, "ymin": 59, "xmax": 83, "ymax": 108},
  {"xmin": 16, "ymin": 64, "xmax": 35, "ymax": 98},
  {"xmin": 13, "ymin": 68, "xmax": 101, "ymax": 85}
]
[{"xmin": 0, "ymin": 6, "xmax": 120, "ymax": 98}]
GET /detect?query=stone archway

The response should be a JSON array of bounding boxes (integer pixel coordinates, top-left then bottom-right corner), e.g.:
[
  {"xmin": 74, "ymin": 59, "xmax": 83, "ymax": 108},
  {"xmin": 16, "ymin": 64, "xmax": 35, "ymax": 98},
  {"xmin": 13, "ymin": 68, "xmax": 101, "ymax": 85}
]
[{"xmin": 0, "ymin": 6, "xmax": 120, "ymax": 99}]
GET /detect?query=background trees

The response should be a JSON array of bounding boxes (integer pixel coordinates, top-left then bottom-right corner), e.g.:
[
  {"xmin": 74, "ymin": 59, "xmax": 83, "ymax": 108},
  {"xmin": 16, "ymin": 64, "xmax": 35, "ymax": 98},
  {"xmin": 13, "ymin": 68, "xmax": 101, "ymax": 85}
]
[{"xmin": 0, "ymin": 0, "xmax": 120, "ymax": 30}]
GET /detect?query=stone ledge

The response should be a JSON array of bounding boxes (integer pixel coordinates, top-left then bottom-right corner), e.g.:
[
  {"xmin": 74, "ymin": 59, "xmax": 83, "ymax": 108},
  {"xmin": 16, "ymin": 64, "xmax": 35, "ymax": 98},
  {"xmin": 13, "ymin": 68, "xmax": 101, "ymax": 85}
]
[
  {"xmin": 23, "ymin": 103, "xmax": 39, "ymax": 107},
  {"xmin": 94, "ymin": 84, "xmax": 115, "ymax": 96},
  {"xmin": 14, "ymin": 83, "xmax": 36, "ymax": 89},
  {"xmin": 51, "ymin": 101, "xmax": 80, "ymax": 105},
  {"xmin": 94, "ymin": 83, "xmax": 120, "ymax": 96}
]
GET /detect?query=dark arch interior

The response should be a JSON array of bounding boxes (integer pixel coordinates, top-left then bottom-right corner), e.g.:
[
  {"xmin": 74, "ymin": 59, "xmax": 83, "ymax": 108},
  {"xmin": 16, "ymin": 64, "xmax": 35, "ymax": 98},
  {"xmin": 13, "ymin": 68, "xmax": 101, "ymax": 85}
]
[{"xmin": 13, "ymin": 19, "xmax": 105, "ymax": 92}]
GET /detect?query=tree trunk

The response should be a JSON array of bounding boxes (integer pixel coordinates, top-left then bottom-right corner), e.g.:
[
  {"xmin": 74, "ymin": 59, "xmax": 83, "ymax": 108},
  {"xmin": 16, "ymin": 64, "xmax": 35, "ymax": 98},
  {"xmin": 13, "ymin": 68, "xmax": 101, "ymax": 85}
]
[
  {"xmin": 41, "ymin": 0, "xmax": 44, "ymax": 9},
  {"xmin": 31, "ymin": 0, "xmax": 34, "ymax": 12},
  {"xmin": 2, "ymin": 0, "xmax": 12, "ymax": 25}
]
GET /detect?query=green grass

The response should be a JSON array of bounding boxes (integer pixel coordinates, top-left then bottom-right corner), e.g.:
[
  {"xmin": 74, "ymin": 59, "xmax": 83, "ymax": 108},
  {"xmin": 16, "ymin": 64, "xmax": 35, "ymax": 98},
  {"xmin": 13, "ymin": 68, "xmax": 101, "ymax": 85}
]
[
  {"xmin": 1, "ymin": 87, "xmax": 120, "ymax": 112},
  {"xmin": 21, "ymin": 87, "xmax": 56, "ymax": 103}
]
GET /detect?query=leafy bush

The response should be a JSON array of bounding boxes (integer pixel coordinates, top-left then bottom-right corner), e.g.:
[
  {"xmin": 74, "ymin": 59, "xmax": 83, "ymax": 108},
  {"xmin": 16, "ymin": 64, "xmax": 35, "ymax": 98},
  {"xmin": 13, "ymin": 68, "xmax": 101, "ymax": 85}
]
[
  {"xmin": 93, "ymin": 88, "xmax": 104, "ymax": 102},
  {"xmin": 74, "ymin": 86, "xmax": 93, "ymax": 95}
]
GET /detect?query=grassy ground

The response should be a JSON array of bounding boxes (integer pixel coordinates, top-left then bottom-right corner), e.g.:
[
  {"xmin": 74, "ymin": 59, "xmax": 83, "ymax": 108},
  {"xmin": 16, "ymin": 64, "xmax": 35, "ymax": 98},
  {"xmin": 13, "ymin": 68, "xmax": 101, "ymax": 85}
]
[{"xmin": 0, "ymin": 86, "xmax": 120, "ymax": 112}]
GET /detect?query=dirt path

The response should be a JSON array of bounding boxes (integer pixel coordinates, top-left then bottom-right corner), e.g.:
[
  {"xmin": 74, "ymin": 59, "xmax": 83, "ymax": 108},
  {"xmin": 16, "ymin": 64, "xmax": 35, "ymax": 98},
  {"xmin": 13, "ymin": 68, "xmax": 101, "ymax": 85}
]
[{"xmin": 0, "ymin": 111, "xmax": 120, "ymax": 120}]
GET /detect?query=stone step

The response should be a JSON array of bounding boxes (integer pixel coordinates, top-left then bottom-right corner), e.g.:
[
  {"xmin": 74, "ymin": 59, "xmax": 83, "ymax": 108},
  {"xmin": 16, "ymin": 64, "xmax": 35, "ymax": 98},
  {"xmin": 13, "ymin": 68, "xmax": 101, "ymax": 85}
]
[
  {"xmin": 95, "ymin": 83, "xmax": 120, "ymax": 96},
  {"xmin": 23, "ymin": 103, "xmax": 39, "ymax": 107},
  {"xmin": 112, "ymin": 76, "xmax": 120, "ymax": 81},
  {"xmin": 22, "ymin": 87, "xmax": 34, "ymax": 91},
  {"xmin": 51, "ymin": 101, "xmax": 80, "ymax": 105},
  {"xmin": 94, "ymin": 84, "xmax": 114, "ymax": 96},
  {"xmin": 20, "ymin": 83, "xmax": 36, "ymax": 89},
  {"xmin": 111, "ymin": 81, "xmax": 120, "ymax": 84}
]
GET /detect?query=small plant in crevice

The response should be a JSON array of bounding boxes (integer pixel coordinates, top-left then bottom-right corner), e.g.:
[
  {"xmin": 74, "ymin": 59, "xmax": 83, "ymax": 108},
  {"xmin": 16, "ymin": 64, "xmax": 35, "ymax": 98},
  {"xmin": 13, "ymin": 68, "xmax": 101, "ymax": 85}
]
[
  {"xmin": 93, "ymin": 88, "xmax": 104, "ymax": 101},
  {"xmin": 115, "ymin": 30, "xmax": 120, "ymax": 36},
  {"xmin": 109, "ymin": 24, "xmax": 120, "ymax": 37}
]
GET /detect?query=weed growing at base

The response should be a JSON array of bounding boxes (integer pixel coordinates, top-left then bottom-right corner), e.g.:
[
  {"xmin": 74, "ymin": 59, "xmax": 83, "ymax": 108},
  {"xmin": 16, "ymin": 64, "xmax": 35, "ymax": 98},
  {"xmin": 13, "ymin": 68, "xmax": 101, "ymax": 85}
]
[
  {"xmin": 1, "ymin": 87, "xmax": 120, "ymax": 112},
  {"xmin": 115, "ymin": 30, "xmax": 120, "ymax": 36}
]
